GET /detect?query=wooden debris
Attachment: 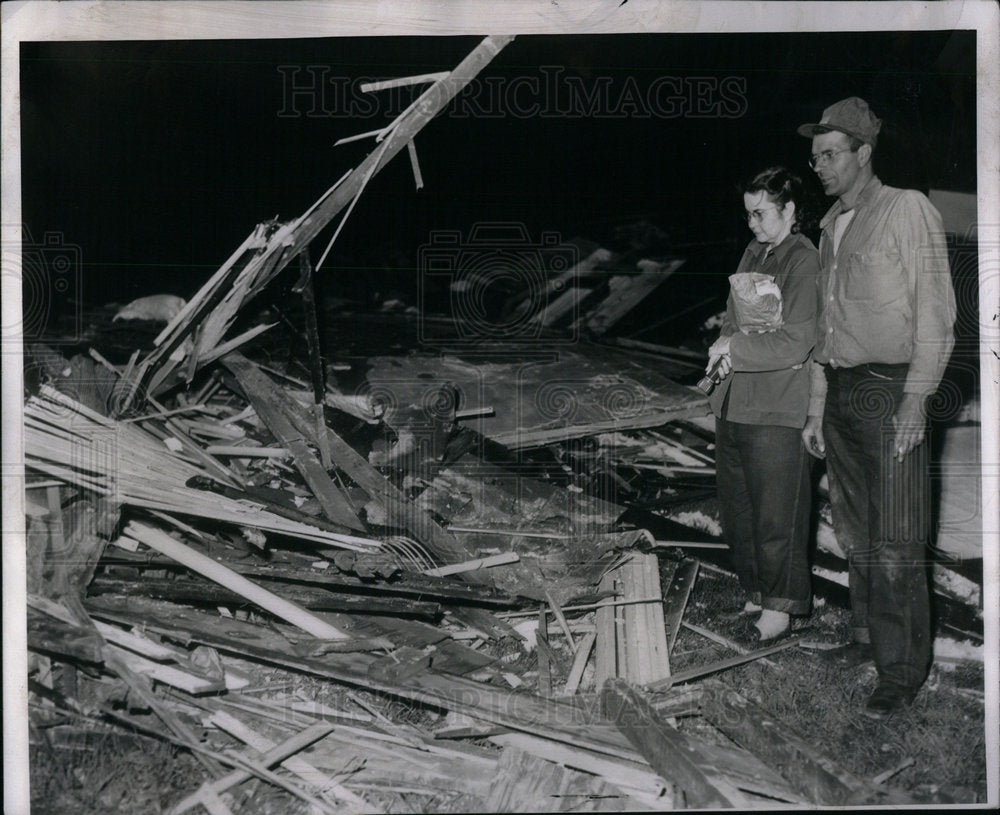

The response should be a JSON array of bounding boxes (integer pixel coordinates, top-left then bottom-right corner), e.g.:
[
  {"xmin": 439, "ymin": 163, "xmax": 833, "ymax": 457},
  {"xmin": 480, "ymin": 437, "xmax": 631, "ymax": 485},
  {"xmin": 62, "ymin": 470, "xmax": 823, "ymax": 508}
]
[
  {"xmin": 208, "ymin": 710, "xmax": 372, "ymax": 811},
  {"xmin": 222, "ymin": 353, "xmax": 362, "ymax": 531},
  {"xmin": 575, "ymin": 258, "xmax": 685, "ymax": 335},
  {"xmin": 422, "ymin": 552, "xmax": 519, "ymax": 577},
  {"xmin": 537, "ymin": 603, "xmax": 552, "ymax": 698},
  {"xmin": 124, "ymin": 521, "xmax": 355, "ymax": 642},
  {"xmin": 484, "ymin": 745, "xmax": 628, "ymax": 812},
  {"xmin": 561, "ymin": 631, "xmax": 597, "ymax": 697},
  {"xmin": 365, "ymin": 346, "xmax": 708, "ymax": 451},
  {"xmin": 23, "ymin": 388, "xmax": 372, "ymax": 549},
  {"xmin": 103, "ymin": 644, "xmax": 233, "ymax": 695},
  {"xmin": 170, "ymin": 721, "xmax": 336, "ymax": 814},
  {"xmin": 661, "ymin": 557, "xmax": 699, "ymax": 653},
  {"xmin": 600, "ymin": 678, "xmax": 749, "ymax": 809},
  {"xmin": 489, "ymin": 732, "xmax": 673, "ymax": 809},
  {"xmin": 646, "ymin": 639, "xmax": 801, "ymax": 693},
  {"xmin": 593, "ymin": 554, "xmax": 670, "ymax": 686}
]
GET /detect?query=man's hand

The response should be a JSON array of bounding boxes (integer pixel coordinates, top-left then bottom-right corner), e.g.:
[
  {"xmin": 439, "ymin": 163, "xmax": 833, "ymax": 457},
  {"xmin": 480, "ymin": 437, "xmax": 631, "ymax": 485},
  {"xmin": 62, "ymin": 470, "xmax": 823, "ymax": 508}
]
[
  {"xmin": 802, "ymin": 415, "xmax": 825, "ymax": 459},
  {"xmin": 891, "ymin": 392, "xmax": 927, "ymax": 461},
  {"xmin": 707, "ymin": 335, "xmax": 733, "ymax": 379}
]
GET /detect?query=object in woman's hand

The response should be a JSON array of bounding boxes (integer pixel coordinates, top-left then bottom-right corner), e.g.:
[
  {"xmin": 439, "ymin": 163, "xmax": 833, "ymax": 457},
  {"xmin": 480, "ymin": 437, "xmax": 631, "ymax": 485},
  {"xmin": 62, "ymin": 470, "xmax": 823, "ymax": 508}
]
[
  {"xmin": 729, "ymin": 272, "xmax": 783, "ymax": 333},
  {"xmin": 697, "ymin": 357, "xmax": 727, "ymax": 395}
]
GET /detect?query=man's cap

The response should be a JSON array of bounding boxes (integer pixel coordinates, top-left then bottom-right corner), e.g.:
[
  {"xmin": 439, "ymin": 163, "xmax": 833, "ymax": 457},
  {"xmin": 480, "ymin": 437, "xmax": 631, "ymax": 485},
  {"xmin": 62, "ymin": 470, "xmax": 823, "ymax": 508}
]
[{"xmin": 797, "ymin": 97, "xmax": 881, "ymax": 146}]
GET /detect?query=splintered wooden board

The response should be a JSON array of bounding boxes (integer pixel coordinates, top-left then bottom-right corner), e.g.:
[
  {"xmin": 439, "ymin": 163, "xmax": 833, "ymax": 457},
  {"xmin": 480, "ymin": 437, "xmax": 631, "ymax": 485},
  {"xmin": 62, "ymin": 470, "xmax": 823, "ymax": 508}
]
[
  {"xmin": 661, "ymin": 558, "xmax": 699, "ymax": 654},
  {"xmin": 364, "ymin": 342, "xmax": 707, "ymax": 450}
]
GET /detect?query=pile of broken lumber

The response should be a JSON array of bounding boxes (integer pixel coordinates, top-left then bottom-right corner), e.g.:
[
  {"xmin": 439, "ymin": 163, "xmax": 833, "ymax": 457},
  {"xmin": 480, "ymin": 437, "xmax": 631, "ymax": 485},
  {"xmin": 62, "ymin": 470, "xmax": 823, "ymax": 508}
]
[{"xmin": 25, "ymin": 342, "xmax": 918, "ymax": 811}]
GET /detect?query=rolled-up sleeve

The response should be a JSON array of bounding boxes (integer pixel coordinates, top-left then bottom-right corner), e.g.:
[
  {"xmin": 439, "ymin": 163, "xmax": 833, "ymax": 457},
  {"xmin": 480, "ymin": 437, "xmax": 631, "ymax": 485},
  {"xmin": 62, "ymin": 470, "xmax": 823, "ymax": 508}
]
[
  {"xmin": 808, "ymin": 360, "xmax": 827, "ymax": 417},
  {"xmin": 729, "ymin": 247, "xmax": 819, "ymax": 373}
]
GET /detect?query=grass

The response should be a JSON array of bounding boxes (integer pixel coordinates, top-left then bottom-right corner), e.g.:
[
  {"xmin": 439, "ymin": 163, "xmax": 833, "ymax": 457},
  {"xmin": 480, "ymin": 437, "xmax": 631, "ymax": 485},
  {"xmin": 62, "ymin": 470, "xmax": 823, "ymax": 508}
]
[
  {"xmin": 29, "ymin": 724, "xmax": 209, "ymax": 815},
  {"xmin": 670, "ymin": 556, "xmax": 988, "ymax": 802}
]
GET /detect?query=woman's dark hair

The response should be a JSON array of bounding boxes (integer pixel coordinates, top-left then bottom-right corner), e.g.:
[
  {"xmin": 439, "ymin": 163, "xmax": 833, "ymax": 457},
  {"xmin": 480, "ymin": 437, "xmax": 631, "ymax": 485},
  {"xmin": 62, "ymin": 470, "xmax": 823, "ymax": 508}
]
[{"xmin": 741, "ymin": 166, "xmax": 816, "ymax": 234}]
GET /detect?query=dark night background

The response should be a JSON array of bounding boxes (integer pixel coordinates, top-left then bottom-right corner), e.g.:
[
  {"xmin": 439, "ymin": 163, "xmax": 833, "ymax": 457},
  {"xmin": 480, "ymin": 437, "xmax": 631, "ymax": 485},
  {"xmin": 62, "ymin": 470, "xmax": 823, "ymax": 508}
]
[{"xmin": 19, "ymin": 31, "xmax": 977, "ymax": 347}]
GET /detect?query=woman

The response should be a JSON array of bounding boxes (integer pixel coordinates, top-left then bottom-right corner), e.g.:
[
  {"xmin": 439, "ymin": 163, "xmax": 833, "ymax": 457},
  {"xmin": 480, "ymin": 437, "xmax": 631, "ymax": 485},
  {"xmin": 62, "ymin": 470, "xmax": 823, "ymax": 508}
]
[{"xmin": 706, "ymin": 166, "xmax": 818, "ymax": 644}]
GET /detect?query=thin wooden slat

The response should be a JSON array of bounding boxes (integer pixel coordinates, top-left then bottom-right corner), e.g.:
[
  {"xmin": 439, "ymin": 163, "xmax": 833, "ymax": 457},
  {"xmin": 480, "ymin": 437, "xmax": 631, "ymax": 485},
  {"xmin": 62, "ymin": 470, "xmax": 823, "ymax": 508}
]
[
  {"xmin": 169, "ymin": 722, "xmax": 336, "ymax": 815},
  {"xmin": 537, "ymin": 603, "xmax": 552, "ymax": 698},
  {"xmin": 209, "ymin": 711, "xmax": 372, "ymax": 811},
  {"xmin": 124, "ymin": 521, "xmax": 352, "ymax": 641},
  {"xmin": 594, "ymin": 572, "xmax": 616, "ymax": 688},
  {"xmin": 422, "ymin": 552, "xmax": 519, "ymax": 577},
  {"xmin": 561, "ymin": 631, "xmax": 597, "ymax": 696},
  {"xmin": 544, "ymin": 588, "xmax": 577, "ymax": 654},
  {"xmin": 662, "ymin": 558, "xmax": 698, "ymax": 654}
]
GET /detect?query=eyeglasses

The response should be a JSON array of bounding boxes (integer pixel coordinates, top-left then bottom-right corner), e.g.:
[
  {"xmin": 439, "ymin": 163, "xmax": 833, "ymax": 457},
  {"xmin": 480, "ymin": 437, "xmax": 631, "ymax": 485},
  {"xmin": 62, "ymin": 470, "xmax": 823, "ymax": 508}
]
[
  {"xmin": 808, "ymin": 147, "xmax": 855, "ymax": 169},
  {"xmin": 745, "ymin": 206, "xmax": 780, "ymax": 222}
]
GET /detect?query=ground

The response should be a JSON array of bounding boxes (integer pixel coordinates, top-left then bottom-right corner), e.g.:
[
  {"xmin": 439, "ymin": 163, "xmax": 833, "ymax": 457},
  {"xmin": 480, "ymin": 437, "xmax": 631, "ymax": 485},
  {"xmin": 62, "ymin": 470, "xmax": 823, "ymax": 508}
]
[{"xmin": 27, "ymin": 551, "xmax": 987, "ymax": 813}]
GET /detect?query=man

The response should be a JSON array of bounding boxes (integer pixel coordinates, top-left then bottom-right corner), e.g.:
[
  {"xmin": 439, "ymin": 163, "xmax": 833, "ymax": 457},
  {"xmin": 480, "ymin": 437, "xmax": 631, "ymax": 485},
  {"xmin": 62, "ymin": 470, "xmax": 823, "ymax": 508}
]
[{"xmin": 798, "ymin": 97, "xmax": 956, "ymax": 718}]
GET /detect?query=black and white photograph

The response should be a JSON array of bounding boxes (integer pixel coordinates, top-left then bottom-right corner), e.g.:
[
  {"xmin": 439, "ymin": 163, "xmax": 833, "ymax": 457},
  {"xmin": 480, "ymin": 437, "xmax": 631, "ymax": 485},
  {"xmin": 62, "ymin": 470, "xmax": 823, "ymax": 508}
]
[{"xmin": 3, "ymin": 2, "xmax": 997, "ymax": 812}]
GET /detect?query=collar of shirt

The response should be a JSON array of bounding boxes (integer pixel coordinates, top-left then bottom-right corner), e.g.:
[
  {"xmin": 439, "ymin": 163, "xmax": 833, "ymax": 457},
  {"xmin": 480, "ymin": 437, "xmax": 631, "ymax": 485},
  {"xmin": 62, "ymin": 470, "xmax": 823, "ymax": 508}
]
[
  {"xmin": 745, "ymin": 230, "xmax": 803, "ymax": 266},
  {"xmin": 819, "ymin": 175, "xmax": 883, "ymax": 231}
]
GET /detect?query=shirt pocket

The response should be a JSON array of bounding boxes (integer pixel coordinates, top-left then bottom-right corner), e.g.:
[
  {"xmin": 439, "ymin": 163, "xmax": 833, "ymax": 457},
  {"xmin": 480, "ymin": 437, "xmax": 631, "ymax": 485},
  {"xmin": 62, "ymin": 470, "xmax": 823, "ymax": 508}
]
[{"xmin": 842, "ymin": 250, "xmax": 908, "ymax": 311}]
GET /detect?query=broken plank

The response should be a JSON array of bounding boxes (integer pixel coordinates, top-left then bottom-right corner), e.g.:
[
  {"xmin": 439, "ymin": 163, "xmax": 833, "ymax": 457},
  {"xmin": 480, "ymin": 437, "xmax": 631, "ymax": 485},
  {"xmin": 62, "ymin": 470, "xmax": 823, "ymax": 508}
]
[
  {"xmin": 537, "ymin": 604, "xmax": 552, "ymax": 697},
  {"xmin": 208, "ymin": 710, "xmax": 373, "ymax": 811},
  {"xmin": 600, "ymin": 678, "xmax": 748, "ymax": 809},
  {"xmin": 170, "ymin": 721, "xmax": 336, "ymax": 814},
  {"xmin": 422, "ymin": 552, "xmax": 519, "ymax": 577},
  {"xmin": 221, "ymin": 353, "xmax": 362, "ymax": 531},
  {"xmin": 561, "ymin": 630, "xmax": 597, "ymax": 696},
  {"xmin": 578, "ymin": 258, "xmax": 685, "ymax": 335},
  {"xmin": 594, "ymin": 572, "xmax": 616, "ymax": 688},
  {"xmin": 544, "ymin": 588, "xmax": 577, "ymax": 654},
  {"xmin": 89, "ymin": 574, "xmax": 443, "ymax": 618},
  {"xmin": 276, "ymin": 378, "xmax": 472, "ymax": 567},
  {"xmin": 104, "ymin": 643, "xmax": 229, "ymax": 694},
  {"xmin": 124, "ymin": 521, "xmax": 353, "ymax": 641},
  {"xmin": 662, "ymin": 558, "xmax": 699, "ymax": 654},
  {"xmin": 233, "ymin": 563, "xmax": 517, "ymax": 606},
  {"xmin": 26, "ymin": 606, "xmax": 105, "ymax": 664},
  {"xmin": 489, "ymin": 732, "xmax": 671, "ymax": 809},
  {"xmin": 645, "ymin": 639, "xmax": 801, "ymax": 693}
]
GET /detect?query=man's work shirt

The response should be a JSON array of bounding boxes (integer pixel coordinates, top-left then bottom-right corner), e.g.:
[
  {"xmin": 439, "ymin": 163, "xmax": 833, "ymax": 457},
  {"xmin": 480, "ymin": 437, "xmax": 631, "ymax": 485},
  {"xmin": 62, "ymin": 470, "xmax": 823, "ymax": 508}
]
[{"xmin": 808, "ymin": 176, "xmax": 956, "ymax": 416}]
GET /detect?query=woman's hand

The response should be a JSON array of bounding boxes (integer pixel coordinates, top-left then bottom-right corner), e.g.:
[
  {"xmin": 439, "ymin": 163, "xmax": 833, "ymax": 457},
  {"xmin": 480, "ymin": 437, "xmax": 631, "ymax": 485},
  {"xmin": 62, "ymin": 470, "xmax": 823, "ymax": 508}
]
[{"xmin": 707, "ymin": 336, "xmax": 733, "ymax": 379}]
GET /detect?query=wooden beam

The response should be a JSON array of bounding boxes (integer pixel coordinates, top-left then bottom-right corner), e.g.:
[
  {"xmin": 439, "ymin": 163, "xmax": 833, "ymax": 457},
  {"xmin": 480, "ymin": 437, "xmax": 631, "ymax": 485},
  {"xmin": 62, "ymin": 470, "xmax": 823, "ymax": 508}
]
[
  {"xmin": 124, "ymin": 522, "xmax": 353, "ymax": 641},
  {"xmin": 600, "ymin": 678, "xmax": 747, "ymax": 809},
  {"xmin": 221, "ymin": 353, "xmax": 362, "ymax": 531},
  {"xmin": 275, "ymin": 370, "xmax": 472, "ymax": 566}
]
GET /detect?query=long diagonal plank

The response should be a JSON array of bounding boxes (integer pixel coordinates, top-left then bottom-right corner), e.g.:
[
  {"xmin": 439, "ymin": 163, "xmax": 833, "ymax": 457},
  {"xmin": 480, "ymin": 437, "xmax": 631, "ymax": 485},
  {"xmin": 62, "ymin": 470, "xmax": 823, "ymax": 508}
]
[
  {"xmin": 600, "ymin": 678, "xmax": 748, "ymax": 809},
  {"xmin": 222, "ymin": 353, "xmax": 363, "ymax": 531}
]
